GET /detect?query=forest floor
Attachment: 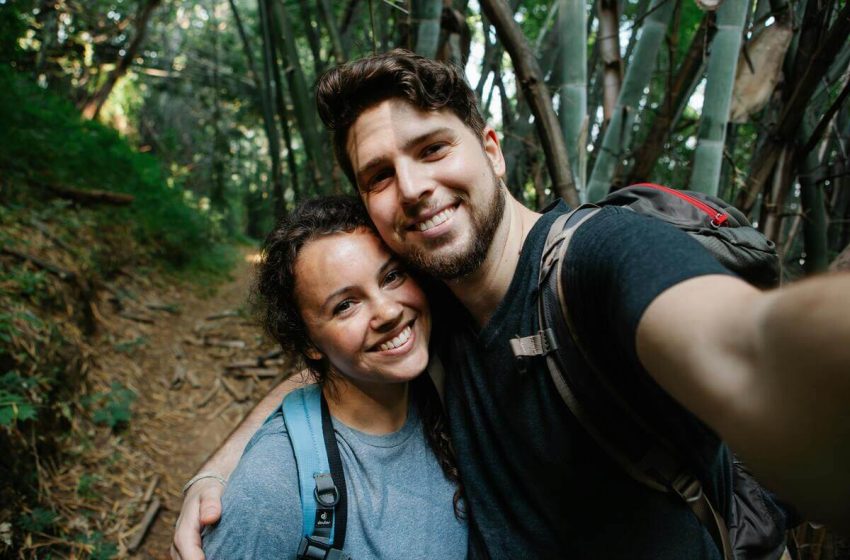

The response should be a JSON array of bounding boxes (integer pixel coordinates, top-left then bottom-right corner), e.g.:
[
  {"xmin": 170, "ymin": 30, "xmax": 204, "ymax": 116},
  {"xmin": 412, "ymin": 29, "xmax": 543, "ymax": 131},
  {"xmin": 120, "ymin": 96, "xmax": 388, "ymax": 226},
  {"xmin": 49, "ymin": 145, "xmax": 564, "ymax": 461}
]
[{"xmin": 34, "ymin": 247, "xmax": 303, "ymax": 559}]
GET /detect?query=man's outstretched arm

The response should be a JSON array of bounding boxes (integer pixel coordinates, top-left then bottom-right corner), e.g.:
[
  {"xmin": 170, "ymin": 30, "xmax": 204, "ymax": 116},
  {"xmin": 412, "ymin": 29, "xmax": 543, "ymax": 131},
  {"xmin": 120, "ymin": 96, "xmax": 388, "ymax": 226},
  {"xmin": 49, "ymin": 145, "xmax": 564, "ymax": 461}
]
[
  {"xmin": 170, "ymin": 374, "xmax": 309, "ymax": 560},
  {"xmin": 636, "ymin": 272, "xmax": 850, "ymax": 530}
]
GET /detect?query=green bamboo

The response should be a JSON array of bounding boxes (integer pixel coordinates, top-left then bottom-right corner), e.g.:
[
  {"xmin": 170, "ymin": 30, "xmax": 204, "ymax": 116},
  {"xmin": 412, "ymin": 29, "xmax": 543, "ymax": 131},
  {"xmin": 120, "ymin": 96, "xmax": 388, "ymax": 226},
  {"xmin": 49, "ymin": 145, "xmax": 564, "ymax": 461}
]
[
  {"xmin": 413, "ymin": 0, "xmax": 442, "ymax": 58},
  {"xmin": 557, "ymin": 0, "xmax": 588, "ymax": 198},
  {"xmin": 799, "ymin": 117, "xmax": 828, "ymax": 274},
  {"xmin": 270, "ymin": 0, "xmax": 331, "ymax": 192},
  {"xmin": 585, "ymin": 0, "xmax": 675, "ymax": 202},
  {"xmin": 689, "ymin": 0, "xmax": 749, "ymax": 196}
]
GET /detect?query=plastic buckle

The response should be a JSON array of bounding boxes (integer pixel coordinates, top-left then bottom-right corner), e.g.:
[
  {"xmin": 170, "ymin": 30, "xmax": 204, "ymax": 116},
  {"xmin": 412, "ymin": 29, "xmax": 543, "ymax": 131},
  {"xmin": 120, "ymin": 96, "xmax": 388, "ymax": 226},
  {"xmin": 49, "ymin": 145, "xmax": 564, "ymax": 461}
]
[
  {"xmin": 297, "ymin": 536, "xmax": 351, "ymax": 560},
  {"xmin": 671, "ymin": 473, "xmax": 703, "ymax": 504},
  {"xmin": 297, "ymin": 535, "xmax": 333, "ymax": 560}
]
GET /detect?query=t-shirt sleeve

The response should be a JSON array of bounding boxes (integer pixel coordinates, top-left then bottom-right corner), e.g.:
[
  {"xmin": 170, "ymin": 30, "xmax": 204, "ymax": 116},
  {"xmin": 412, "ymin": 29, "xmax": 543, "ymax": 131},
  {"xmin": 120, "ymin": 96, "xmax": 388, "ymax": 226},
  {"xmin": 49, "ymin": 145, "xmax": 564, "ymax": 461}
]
[
  {"xmin": 562, "ymin": 206, "xmax": 734, "ymax": 464},
  {"xmin": 202, "ymin": 411, "xmax": 302, "ymax": 560}
]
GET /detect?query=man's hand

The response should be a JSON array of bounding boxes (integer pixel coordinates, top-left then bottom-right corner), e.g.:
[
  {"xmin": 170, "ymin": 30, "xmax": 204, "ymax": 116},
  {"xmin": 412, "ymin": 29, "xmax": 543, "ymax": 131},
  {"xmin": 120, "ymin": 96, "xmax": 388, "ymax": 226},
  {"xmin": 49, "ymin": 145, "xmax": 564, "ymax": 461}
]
[{"xmin": 170, "ymin": 478, "xmax": 225, "ymax": 560}]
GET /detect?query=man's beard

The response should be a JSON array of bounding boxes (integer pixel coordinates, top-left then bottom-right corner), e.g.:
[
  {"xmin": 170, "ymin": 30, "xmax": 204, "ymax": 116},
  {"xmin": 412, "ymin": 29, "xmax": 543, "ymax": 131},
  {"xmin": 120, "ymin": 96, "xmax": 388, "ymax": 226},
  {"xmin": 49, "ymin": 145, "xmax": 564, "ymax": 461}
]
[{"xmin": 404, "ymin": 174, "xmax": 506, "ymax": 280}]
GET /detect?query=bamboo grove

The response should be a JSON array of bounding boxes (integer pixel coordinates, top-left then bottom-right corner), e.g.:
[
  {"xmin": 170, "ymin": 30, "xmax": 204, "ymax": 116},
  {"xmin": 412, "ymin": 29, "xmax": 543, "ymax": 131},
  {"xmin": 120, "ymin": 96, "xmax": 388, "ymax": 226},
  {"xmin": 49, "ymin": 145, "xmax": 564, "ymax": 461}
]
[{"xmin": 4, "ymin": 0, "xmax": 849, "ymax": 278}]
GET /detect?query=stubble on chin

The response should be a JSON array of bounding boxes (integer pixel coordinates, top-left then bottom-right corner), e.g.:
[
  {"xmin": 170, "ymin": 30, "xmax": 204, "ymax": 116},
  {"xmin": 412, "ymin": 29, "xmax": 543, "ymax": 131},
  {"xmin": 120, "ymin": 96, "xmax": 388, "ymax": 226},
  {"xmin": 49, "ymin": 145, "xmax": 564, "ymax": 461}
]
[{"xmin": 402, "ymin": 177, "xmax": 505, "ymax": 280}]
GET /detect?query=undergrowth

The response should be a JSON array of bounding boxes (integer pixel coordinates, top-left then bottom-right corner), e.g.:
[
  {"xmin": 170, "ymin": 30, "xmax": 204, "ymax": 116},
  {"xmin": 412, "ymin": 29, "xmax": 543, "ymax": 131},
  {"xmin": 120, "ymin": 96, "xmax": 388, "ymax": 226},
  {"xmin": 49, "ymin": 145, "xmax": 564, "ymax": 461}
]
[
  {"xmin": 0, "ymin": 65, "xmax": 234, "ymax": 278},
  {"xmin": 0, "ymin": 65, "xmax": 237, "ymax": 557}
]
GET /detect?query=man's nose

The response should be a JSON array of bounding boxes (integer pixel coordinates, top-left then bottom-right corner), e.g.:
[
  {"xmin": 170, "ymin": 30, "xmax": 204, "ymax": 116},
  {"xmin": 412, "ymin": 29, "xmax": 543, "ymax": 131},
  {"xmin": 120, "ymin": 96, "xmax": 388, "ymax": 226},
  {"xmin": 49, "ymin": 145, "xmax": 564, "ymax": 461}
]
[
  {"xmin": 396, "ymin": 161, "xmax": 433, "ymax": 204},
  {"xmin": 371, "ymin": 297, "xmax": 404, "ymax": 333}
]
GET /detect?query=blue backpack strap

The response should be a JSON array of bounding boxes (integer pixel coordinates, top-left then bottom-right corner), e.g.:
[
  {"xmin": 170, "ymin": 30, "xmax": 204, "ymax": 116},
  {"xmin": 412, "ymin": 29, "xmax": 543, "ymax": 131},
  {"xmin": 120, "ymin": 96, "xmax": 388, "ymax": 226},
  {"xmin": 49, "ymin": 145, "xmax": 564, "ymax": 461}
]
[{"xmin": 282, "ymin": 385, "xmax": 351, "ymax": 560}]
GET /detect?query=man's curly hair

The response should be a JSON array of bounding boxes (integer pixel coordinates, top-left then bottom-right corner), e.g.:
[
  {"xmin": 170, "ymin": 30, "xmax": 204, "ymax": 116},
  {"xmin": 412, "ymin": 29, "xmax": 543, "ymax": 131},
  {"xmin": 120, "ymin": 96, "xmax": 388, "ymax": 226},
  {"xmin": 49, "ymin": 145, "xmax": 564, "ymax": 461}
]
[{"xmin": 316, "ymin": 48, "xmax": 486, "ymax": 189}]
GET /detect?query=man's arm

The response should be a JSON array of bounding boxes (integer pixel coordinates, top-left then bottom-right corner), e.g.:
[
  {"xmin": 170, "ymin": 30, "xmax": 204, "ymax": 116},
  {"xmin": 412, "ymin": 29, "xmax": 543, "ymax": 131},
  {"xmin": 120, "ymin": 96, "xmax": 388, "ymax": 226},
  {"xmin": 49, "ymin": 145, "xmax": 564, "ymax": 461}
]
[
  {"xmin": 171, "ymin": 373, "xmax": 309, "ymax": 560},
  {"xmin": 636, "ymin": 272, "xmax": 850, "ymax": 530}
]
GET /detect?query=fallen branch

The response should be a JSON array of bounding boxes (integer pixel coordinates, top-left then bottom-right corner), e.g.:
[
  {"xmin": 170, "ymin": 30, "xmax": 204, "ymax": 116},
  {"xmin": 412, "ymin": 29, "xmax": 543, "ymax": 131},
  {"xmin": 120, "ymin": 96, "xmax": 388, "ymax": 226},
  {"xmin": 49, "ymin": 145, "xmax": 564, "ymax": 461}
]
[
  {"xmin": 1, "ymin": 247, "xmax": 76, "ymax": 281},
  {"xmin": 205, "ymin": 338, "xmax": 246, "ymax": 350},
  {"xmin": 146, "ymin": 303, "xmax": 181, "ymax": 315},
  {"xmin": 225, "ymin": 358, "xmax": 285, "ymax": 370},
  {"xmin": 221, "ymin": 377, "xmax": 252, "ymax": 402},
  {"xmin": 228, "ymin": 367, "xmax": 281, "ymax": 378},
  {"xmin": 196, "ymin": 380, "xmax": 220, "ymax": 408},
  {"xmin": 205, "ymin": 310, "xmax": 240, "ymax": 321},
  {"xmin": 45, "ymin": 184, "xmax": 135, "ymax": 206},
  {"xmin": 119, "ymin": 312, "xmax": 154, "ymax": 324},
  {"xmin": 28, "ymin": 218, "xmax": 76, "ymax": 254},
  {"xmin": 126, "ymin": 497, "xmax": 160, "ymax": 553}
]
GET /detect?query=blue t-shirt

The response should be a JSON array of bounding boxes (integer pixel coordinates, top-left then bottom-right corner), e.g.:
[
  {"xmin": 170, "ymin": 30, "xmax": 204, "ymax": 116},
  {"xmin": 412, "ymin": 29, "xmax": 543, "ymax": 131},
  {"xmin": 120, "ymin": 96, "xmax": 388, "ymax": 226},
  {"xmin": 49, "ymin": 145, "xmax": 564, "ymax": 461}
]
[
  {"xmin": 202, "ymin": 399, "xmax": 467, "ymax": 559},
  {"xmin": 439, "ymin": 204, "xmax": 734, "ymax": 559}
]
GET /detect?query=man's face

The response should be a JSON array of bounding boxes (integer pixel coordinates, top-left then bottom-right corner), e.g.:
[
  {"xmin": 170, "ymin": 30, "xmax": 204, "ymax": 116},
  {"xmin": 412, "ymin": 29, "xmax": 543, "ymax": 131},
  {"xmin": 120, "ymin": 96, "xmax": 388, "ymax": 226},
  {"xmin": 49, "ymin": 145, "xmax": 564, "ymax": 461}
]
[{"xmin": 346, "ymin": 99, "xmax": 506, "ymax": 280}]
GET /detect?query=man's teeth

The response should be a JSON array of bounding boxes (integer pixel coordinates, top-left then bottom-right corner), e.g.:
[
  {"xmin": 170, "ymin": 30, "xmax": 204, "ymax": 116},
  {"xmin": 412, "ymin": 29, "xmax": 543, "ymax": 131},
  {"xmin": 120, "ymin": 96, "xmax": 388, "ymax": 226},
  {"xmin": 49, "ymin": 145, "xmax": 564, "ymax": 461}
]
[
  {"xmin": 417, "ymin": 207, "xmax": 455, "ymax": 232},
  {"xmin": 379, "ymin": 326, "xmax": 412, "ymax": 351}
]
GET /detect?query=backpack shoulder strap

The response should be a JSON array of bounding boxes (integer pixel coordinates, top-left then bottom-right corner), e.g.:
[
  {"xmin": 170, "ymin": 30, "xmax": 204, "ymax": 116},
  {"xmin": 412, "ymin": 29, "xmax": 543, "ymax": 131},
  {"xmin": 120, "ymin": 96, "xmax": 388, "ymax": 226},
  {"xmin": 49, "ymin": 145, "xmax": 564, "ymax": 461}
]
[
  {"xmin": 509, "ymin": 205, "xmax": 600, "ymax": 360},
  {"xmin": 512, "ymin": 205, "xmax": 734, "ymax": 560},
  {"xmin": 282, "ymin": 385, "xmax": 351, "ymax": 560}
]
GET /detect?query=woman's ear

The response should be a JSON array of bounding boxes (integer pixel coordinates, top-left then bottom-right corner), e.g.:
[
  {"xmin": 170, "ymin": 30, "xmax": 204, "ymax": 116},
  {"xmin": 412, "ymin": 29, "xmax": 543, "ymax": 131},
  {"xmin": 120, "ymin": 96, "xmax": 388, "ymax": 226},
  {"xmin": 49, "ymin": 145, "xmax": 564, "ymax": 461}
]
[{"xmin": 305, "ymin": 345, "xmax": 323, "ymax": 361}]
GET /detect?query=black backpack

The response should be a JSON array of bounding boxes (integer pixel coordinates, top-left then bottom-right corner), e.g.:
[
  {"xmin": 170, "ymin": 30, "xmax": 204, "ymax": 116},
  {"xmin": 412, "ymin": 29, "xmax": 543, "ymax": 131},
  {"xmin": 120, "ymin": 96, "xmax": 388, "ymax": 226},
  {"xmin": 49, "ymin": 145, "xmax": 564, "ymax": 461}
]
[{"xmin": 510, "ymin": 183, "xmax": 790, "ymax": 560}]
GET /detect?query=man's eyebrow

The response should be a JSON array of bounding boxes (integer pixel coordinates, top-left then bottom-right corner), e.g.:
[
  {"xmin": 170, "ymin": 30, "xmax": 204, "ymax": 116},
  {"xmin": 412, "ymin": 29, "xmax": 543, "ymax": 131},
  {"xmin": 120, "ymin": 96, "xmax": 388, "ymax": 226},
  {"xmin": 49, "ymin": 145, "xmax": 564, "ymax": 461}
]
[{"xmin": 355, "ymin": 127, "xmax": 455, "ymax": 182}]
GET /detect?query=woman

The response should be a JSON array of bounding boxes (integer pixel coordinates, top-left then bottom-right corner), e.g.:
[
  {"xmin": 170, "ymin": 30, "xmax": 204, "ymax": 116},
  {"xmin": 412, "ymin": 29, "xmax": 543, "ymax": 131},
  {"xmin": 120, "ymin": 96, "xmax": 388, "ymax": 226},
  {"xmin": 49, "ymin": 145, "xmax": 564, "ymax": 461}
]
[{"xmin": 202, "ymin": 195, "xmax": 466, "ymax": 559}]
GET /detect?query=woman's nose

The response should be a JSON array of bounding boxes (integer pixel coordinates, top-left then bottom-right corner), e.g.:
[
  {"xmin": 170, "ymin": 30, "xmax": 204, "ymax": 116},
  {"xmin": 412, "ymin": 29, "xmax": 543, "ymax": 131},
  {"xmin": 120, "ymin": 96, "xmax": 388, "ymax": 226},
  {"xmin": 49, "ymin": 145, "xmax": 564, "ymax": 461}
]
[{"xmin": 371, "ymin": 297, "xmax": 404, "ymax": 333}]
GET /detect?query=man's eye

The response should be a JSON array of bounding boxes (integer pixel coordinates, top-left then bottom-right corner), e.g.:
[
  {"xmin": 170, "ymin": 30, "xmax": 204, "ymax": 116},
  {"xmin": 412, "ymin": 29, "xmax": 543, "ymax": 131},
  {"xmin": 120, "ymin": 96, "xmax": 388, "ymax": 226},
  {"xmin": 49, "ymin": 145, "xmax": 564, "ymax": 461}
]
[
  {"xmin": 422, "ymin": 143, "xmax": 446, "ymax": 158},
  {"xmin": 369, "ymin": 170, "xmax": 393, "ymax": 188}
]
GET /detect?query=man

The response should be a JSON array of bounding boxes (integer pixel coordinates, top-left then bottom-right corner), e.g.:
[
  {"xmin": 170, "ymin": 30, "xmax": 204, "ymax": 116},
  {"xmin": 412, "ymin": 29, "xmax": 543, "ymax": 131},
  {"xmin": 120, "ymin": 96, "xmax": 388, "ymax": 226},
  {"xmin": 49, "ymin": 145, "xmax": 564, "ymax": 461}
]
[{"xmin": 173, "ymin": 50, "xmax": 850, "ymax": 558}]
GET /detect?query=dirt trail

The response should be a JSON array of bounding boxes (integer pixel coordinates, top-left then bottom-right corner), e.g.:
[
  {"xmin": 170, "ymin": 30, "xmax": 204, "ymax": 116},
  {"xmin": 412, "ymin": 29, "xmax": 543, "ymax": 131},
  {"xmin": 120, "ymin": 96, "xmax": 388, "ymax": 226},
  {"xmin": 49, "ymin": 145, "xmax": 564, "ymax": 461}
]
[{"xmin": 67, "ymin": 248, "xmax": 296, "ymax": 558}]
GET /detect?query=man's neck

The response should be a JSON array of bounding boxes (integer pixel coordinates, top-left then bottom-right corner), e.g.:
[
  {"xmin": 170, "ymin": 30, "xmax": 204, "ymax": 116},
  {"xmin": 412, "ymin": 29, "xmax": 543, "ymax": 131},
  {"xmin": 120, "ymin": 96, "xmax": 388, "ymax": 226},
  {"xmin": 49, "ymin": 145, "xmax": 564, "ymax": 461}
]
[{"xmin": 446, "ymin": 196, "xmax": 541, "ymax": 327}]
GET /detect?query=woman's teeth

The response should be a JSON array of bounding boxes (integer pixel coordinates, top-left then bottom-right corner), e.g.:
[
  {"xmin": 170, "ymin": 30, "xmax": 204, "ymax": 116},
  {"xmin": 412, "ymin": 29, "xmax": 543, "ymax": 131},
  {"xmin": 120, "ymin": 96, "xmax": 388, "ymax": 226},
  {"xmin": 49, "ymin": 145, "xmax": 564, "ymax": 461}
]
[
  {"xmin": 379, "ymin": 325, "xmax": 412, "ymax": 351},
  {"xmin": 418, "ymin": 207, "xmax": 455, "ymax": 232}
]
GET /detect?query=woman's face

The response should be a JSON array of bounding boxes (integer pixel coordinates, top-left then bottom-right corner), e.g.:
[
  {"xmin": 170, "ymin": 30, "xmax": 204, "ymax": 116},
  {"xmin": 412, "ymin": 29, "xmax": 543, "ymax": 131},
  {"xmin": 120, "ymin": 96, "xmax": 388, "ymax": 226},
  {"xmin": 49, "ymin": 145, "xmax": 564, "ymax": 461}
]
[{"xmin": 294, "ymin": 228, "xmax": 431, "ymax": 388}]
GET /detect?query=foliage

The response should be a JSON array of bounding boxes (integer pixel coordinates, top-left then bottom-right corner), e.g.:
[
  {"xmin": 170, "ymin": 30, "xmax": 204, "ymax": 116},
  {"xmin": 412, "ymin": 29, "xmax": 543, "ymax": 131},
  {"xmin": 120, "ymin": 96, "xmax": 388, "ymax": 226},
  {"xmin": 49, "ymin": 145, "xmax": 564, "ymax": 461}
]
[
  {"xmin": 17, "ymin": 508, "xmax": 58, "ymax": 533},
  {"xmin": 0, "ymin": 65, "xmax": 234, "ymax": 275},
  {"xmin": 84, "ymin": 382, "xmax": 137, "ymax": 429},
  {"xmin": 0, "ymin": 371, "xmax": 39, "ymax": 427}
]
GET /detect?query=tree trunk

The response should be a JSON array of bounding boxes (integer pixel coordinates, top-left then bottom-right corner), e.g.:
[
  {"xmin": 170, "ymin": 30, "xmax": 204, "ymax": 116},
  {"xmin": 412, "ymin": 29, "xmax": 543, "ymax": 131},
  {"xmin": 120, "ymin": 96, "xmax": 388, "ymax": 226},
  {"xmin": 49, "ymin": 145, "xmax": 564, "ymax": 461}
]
[
  {"xmin": 689, "ymin": 0, "xmax": 748, "ymax": 196},
  {"xmin": 270, "ymin": 0, "xmax": 331, "ymax": 193},
  {"xmin": 627, "ymin": 15, "xmax": 713, "ymax": 184},
  {"xmin": 295, "ymin": 0, "xmax": 324, "ymax": 77},
  {"xmin": 585, "ymin": 0, "xmax": 675, "ymax": 202},
  {"xmin": 596, "ymin": 0, "xmax": 622, "ymax": 123},
  {"xmin": 81, "ymin": 0, "xmax": 162, "ymax": 120},
  {"xmin": 480, "ymin": 0, "xmax": 579, "ymax": 206},
  {"xmin": 737, "ymin": 1, "xmax": 850, "ymax": 213},
  {"xmin": 558, "ymin": 0, "xmax": 588, "ymax": 199},
  {"xmin": 414, "ymin": 0, "xmax": 443, "ymax": 58},
  {"xmin": 255, "ymin": 0, "xmax": 285, "ymax": 216},
  {"xmin": 317, "ymin": 0, "xmax": 346, "ymax": 64}
]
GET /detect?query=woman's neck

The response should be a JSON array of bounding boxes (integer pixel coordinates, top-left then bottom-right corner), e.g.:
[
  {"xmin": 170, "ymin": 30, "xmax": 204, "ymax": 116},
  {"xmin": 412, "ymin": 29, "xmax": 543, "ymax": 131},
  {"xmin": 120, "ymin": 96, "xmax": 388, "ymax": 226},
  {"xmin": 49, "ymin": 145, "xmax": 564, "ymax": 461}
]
[{"xmin": 323, "ymin": 378, "xmax": 409, "ymax": 435}]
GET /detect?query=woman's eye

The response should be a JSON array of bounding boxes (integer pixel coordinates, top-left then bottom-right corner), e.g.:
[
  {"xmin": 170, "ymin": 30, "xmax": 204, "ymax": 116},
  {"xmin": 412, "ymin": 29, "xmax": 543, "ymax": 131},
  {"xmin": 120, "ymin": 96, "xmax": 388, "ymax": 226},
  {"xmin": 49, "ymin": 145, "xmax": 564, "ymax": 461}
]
[
  {"xmin": 383, "ymin": 268, "xmax": 407, "ymax": 286},
  {"xmin": 333, "ymin": 300, "xmax": 354, "ymax": 315}
]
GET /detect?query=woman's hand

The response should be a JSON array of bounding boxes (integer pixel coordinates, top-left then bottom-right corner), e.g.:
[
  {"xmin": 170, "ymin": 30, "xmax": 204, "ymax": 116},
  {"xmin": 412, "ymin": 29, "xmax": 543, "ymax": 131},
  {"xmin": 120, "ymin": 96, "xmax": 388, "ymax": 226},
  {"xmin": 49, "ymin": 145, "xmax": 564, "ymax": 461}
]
[{"xmin": 170, "ymin": 477, "xmax": 225, "ymax": 560}]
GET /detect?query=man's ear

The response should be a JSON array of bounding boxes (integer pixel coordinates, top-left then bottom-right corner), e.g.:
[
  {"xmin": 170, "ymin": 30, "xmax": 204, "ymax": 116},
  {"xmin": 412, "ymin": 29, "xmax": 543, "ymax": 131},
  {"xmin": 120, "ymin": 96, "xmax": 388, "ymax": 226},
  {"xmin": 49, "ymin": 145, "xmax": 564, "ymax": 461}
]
[{"xmin": 481, "ymin": 126, "xmax": 506, "ymax": 178}]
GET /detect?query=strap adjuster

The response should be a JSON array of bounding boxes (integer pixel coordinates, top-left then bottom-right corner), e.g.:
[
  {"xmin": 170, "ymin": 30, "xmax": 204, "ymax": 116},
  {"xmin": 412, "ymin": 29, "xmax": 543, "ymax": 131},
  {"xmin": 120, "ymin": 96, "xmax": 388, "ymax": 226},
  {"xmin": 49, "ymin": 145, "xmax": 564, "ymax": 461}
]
[
  {"xmin": 314, "ymin": 473, "xmax": 339, "ymax": 507},
  {"xmin": 509, "ymin": 328, "xmax": 559, "ymax": 358},
  {"xmin": 297, "ymin": 535, "xmax": 351, "ymax": 560},
  {"xmin": 671, "ymin": 473, "xmax": 703, "ymax": 503}
]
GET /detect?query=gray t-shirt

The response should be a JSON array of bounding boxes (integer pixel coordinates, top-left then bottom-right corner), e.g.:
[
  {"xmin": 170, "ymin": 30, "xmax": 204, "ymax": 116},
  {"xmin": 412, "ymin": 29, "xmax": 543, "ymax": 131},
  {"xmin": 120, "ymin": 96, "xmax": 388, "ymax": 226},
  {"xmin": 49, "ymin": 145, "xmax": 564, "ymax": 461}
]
[{"xmin": 203, "ymin": 399, "xmax": 467, "ymax": 559}]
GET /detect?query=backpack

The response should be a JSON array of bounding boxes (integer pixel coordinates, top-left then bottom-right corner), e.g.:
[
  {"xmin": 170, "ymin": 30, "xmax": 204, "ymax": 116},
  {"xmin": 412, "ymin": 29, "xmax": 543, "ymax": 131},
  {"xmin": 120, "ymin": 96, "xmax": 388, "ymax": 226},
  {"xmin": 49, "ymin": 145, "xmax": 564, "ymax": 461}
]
[
  {"xmin": 282, "ymin": 385, "xmax": 352, "ymax": 560},
  {"xmin": 509, "ymin": 183, "xmax": 790, "ymax": 560}
]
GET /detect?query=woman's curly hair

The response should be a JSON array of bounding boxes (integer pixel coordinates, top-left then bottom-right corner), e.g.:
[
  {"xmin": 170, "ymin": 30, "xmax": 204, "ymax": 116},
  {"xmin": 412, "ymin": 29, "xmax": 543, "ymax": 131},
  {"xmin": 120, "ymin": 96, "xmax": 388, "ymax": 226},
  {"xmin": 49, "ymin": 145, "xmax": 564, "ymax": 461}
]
[{"xmin": 253, "ymin": 195, "xmax": 465, "ymax": 518}]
